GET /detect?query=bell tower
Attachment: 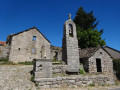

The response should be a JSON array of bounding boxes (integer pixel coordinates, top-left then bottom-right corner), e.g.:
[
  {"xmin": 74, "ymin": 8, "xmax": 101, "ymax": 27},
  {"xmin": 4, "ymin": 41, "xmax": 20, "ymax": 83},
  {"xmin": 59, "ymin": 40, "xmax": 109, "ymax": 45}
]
[{"xmin": 62, "ymin": 14, "xmax": 80, "ymax": 73}]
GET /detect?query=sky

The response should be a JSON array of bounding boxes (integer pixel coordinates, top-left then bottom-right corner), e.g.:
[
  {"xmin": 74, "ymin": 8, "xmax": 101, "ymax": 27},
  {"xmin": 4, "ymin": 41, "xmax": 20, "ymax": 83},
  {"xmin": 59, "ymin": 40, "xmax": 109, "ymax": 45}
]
[{"xmin": 0, "ymin": 0, "xmax": 120, "ymax": 51}]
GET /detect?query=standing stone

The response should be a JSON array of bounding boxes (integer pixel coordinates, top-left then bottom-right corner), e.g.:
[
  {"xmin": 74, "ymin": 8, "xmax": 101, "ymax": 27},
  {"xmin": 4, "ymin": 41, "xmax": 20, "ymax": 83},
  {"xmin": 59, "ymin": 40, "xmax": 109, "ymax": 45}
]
[{"xmin": 62, "ymin": 14, "xmax": 80, "ymax": 73}]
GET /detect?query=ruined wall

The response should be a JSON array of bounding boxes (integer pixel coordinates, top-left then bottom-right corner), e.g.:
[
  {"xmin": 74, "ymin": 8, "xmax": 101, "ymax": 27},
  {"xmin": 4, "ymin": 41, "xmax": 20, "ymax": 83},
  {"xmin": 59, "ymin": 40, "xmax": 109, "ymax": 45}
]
[
  {"xmin": 35, "ymin": 75, "xmax": 114, "ymax": 88},
  {"xmin": 9, "ymin": 28, "xmax": 51, "ymax": 63},
  {"xmin": 88, "ymin": 48, "xmax": 114, "ymax": 77},
  {"xmin": 0, "ymin": 45, "xmax": 10, "ymax": 58}
]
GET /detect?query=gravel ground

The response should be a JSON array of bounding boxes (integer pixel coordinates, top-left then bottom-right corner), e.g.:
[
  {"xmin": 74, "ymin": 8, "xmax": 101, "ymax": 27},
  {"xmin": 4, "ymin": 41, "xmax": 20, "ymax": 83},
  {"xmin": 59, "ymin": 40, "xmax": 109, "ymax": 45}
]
[{"xmin": 0, "ymin": 65, "xmax": 120, "ymax": 90}]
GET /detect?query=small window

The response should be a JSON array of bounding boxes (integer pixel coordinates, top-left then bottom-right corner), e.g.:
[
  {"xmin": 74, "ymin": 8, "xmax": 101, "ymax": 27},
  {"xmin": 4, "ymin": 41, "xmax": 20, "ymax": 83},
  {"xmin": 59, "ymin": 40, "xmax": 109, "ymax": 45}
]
[
  {"xmin": 32, "ymin": 36, "xmax": 36, "ymax": 41},
  {"xmin": 32, "ymin": 48, "xmax": 36, "ymax": 54}
]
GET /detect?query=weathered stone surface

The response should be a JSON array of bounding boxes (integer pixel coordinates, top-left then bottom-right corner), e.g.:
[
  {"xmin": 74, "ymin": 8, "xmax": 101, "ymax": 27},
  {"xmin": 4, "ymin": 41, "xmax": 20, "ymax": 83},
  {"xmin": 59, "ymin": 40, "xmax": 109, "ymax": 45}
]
[
  {"xmin": 35, "ymin": 75, "xmax": 114, "ymax": 88},
  {"xmin": 62, "ymin": 14, "xmax": 80, "ymax": 72},
  {"xmin": 33, "ymin": 59, "xmax": 52, "ymax": 78},
  {"xmin": 8, "ymin": 27, "xmax": 51, "ymax": 63}
]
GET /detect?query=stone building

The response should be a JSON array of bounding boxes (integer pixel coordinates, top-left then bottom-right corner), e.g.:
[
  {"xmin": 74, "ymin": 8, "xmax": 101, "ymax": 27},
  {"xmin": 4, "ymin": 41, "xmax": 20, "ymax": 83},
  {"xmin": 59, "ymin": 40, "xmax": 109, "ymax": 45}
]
[
  {"xmin": 79, "ymin": 47, "xmax": 114, "ymax": 76},
  {"xmin": 0, "ymin": 41, "xmax": 9, "ymax": 58},
  {"xmin": 7, "ymin": 27, "xmax": 51, "ymax": 63},
  {"xmin": 104, "ymin": 46, "xmax": 120, "ymax": 59}
]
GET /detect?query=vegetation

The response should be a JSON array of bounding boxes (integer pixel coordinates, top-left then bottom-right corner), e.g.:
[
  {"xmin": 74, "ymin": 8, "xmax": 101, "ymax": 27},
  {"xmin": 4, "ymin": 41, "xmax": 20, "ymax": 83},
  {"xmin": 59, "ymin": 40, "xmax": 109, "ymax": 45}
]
[
  {"xmin": 18, "ymin": 61, "xmax": 33, "ymax": 65},
  {"xmin": 30, "ymin": 75, "xmax": 34, "ymax": 82},
  {"xmin": 73, "ymin": 7, "xmax": 106, "ymax": 49},
  {"xmin": 113, "ymin": 59, "xmax": 120, "ymax": 80},
  {"xmin": 0, "ymin": 58, "xmax": 14, "ymax": 65},
  {"xmin": 88, "ymin": 83, "xmax": 95, "ymax": 87},
  {"xmin": 52, "ymin": 59, "xmax": 62, "ymax": 65},
  {"xmin": 79, "ymin": 67, "xmax": 86, "ymax": 74}
]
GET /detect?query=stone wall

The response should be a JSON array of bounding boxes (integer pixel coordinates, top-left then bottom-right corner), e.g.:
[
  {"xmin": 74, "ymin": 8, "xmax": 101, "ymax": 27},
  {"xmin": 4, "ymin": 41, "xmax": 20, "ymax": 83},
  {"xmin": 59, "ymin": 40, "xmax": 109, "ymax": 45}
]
[
  {"xmin": 52, "ymin": 65, "xmax": 67, "ymax": 74},
  {"xmin": 0, "ymin": 45, "xmax": 9, "ymax": 58},
  {"xmin": 35, "ymin": 75, "xmax": 114, "ymax": 88}
]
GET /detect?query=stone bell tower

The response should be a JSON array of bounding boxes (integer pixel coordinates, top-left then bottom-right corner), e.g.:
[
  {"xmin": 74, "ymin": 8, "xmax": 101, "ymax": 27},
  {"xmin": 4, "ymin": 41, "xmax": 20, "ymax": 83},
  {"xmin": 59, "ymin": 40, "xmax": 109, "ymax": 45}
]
[{"xmin": 62, "ymin": 14, "xmax": 80, "ymax": 73}]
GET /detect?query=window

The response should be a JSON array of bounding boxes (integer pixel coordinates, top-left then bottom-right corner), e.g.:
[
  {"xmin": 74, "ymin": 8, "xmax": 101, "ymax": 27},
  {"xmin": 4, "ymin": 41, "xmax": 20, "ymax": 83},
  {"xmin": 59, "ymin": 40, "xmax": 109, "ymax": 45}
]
[
  {"xmin": 32, "ymin": 36, "xmax": 36, "ymax": 41},
  {"xmin": 32, "ymin": 48, "xmax": 36, "ymax": 54}
]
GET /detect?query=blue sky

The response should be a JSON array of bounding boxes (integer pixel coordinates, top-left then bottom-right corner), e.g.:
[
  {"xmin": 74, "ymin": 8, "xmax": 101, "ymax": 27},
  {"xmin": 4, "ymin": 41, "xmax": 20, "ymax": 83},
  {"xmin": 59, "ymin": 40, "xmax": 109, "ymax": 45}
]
[{"xmin": 0, "ymin": 0, "xmax": 120, "ymax": 51}]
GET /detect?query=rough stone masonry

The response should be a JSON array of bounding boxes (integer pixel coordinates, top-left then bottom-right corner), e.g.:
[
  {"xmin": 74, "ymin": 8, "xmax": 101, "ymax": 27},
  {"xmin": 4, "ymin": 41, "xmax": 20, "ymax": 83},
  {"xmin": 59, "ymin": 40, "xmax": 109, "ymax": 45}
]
[{"xmin": 62, "ymin": 14, "xmax": 80, "ymax": 73}]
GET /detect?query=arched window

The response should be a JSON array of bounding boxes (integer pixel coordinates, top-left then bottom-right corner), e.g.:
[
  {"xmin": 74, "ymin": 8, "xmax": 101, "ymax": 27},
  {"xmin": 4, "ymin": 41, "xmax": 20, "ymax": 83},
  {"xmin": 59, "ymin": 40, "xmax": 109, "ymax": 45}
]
[
  {"xmin": 53, "ymin": 51, "xmax": 58, "ymax": 61},
  {"xmin": 68, "ymin": 24, "xmax": 73, "ymax": 37}
]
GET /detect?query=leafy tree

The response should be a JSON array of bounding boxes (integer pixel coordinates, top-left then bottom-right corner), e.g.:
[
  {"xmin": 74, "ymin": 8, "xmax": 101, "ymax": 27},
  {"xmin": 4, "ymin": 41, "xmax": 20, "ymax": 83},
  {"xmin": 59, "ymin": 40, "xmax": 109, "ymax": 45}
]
[{"xmin": 74, "ymin": 7, "xmax": 106, "ymax": 48}]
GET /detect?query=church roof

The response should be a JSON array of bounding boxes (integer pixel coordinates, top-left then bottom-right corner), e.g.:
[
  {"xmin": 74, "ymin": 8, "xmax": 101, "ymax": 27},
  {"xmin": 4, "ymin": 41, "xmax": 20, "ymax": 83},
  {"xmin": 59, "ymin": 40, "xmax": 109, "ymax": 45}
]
[
  {"xmin": 79, "ymin": 47, "xmax": 100, "ymax": 58},
  {"xmin": 8, "ymin": 27, "xmax": 50, "ymax": 43},
  {"xmin": 79, "ymin": 46, "xmax": 112, "ymax": 59},
  {"xmin": 104, "ymin": 46, "xmax": 120, "ymax": 59}
]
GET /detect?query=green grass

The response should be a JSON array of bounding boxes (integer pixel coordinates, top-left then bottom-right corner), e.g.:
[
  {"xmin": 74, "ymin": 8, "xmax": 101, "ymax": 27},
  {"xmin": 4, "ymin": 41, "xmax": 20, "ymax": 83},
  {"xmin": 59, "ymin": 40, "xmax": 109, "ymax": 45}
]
[
  {"xmin": 88, "ymin": 83, "xmax": 95, "ymax": 87},
  {"xmin": 18, "ymin": 61, "xmax": 33, "ymax": 65},
  {"xmin": 0, "ymin": 58, "xmax": 15, "ymax": 65},
  {"xmin": 30, "ymin": 75, "xmax": 34, "ymax": 82},
  {"xmin": 79, "ymin": 67, "xmax": 86, "ymax": 74},
  {"xmin": 52, "ymin": 59, "xmax": 62, "ymax": 65}
]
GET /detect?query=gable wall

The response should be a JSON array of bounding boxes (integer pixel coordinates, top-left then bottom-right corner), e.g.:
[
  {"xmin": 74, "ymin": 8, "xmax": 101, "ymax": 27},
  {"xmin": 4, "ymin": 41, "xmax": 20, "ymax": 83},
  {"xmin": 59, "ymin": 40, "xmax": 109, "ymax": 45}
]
[
  {"xmin": 9, "ymin": 28, "xmax": 50, "ymax": 63},
  {"xmin": 89, "ymin": 48, "xmax": 114, "ymax": 77}
]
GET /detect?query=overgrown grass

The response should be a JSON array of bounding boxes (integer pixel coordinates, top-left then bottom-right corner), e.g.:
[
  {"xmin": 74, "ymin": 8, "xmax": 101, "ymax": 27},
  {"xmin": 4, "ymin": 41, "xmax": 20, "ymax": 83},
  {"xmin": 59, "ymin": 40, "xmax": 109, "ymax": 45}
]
[
  {"xmin": 30, "ymin": 75, "xmax": 34, "ymax": 82},
  {"xmin": 18, "ymin": 61, "xmax": 33, "ymax": 65},
  {"xmin": 79, "ymin": 67, "xmax": 86, "ymax": 74},
  {"xmin": 0, "ymin": 58, "xmax": 15, "ymax": 65},
  {"xmin": 52, "ymin": 59, "xmax": 62, "ymax": 65},
  {"xmin": 88, "ymin": 83, "xmax": 95, "ymax": 86}
]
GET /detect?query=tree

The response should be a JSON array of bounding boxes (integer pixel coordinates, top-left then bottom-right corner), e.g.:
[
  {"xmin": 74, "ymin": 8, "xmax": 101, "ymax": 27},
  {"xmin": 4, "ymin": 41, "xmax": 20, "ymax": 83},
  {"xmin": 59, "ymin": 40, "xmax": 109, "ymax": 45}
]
[{"xmin": 73, "ymin": 7, "xmax": 106, "ymax": 48}]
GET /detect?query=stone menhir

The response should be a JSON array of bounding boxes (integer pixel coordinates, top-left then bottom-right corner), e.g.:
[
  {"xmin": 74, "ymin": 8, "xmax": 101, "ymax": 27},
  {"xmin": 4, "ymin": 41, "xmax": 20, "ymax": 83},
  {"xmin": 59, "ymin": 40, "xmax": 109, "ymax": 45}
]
[{"xmin": 62, "ymin": 14, "xmax": 80, "ymax": 73}]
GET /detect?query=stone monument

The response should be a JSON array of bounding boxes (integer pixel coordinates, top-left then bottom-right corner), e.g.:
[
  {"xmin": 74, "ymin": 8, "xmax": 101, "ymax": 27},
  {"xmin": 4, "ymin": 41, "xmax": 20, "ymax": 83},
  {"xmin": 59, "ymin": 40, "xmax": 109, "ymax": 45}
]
[
  {"xmin": 33, "ymin": 59, "xmax": 52, "ymax": 79},
  {"xmin": 62, "ymin": 14, "xmax": 80, "ymax": 73}
]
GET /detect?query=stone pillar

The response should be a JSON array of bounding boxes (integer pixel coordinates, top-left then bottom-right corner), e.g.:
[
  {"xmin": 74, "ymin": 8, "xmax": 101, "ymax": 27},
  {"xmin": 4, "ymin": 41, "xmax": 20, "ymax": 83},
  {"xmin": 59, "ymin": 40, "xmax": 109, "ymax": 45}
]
[
  {"xmin": 62, "ymin": 14, "xmax": 80, "ymax": 73},
  {"xmin": 33, "ymin": 59, "xmax": 52, "ymax": 79}
]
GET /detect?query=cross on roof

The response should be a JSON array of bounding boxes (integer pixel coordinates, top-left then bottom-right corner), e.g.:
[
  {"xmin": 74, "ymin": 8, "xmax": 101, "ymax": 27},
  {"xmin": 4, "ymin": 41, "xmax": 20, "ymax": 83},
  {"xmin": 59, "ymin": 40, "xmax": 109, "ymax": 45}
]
[{"xmin": 69, "ymin": 13, "xmax": 71, "ymax": 19}]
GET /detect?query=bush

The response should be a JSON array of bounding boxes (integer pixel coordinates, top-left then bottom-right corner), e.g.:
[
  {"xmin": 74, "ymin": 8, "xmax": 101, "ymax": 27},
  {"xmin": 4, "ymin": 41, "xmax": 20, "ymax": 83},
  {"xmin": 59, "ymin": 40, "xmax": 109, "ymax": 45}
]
[
  {"xmin": 88, "ymin": 83, "xmax": 95, "ymax": 86},
  {"xmin": 18, "ymin": 61, "xmax": 33, "ymax": 65},
  {"xmin": 0, "ymin": 58, "xmax": 14, "ymax": 65},
  {"xmin": 79, "ymin": 67, "xmax": 86, "ymax": 74},
  {"xmin": 0, "ymin": 58, "xmax": 9, "ymax": 62},
  {"xmin": 30, "ymin": 75, "xmax": 34, "ymax": 82},
  {"xmin": 113, "ymin": 59, "xmax": 120, "ymax": 80}
]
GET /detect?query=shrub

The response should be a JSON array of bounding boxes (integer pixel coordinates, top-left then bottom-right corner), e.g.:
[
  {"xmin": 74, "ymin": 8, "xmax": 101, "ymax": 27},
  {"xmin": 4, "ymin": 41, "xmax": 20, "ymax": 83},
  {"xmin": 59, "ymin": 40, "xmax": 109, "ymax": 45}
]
[
  {"xmin": 89, "ymin": 83, "xmax": 95, "ymax": 86},
  {"xmin": 0, "ymin": 58, "xmax": 9, "ymax": 62},
  {"xmin": 0, "ymin": 58, "xmax": 14, "ymax": 65},
  {"xmin": 79, "ymin": 67, "xmax": 86, "ymax": 74},
  {"xmin": 113, "ymin": 59, "xmax": 120, "ymax": 80},
  {"xmin": 18, "ymin": 61, "xmax": 33, "ymax": 65},
  {"xmin": 30, "ymin": 75, "xmax": 34, "ymax": 82}
]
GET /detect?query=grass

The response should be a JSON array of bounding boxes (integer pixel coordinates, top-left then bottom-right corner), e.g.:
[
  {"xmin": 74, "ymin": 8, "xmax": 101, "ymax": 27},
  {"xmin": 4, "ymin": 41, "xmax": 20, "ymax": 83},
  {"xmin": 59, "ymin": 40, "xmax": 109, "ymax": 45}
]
[
  {"xmin": 18, "ymin": 61, "xmax": 33, "ymax": 65},
  {"xmin": 0, "ymin": 58, "xmax": 15, "ymax": 65},
  {"xmin": 79, "ymin": 67, "xmax": 86, "ymax": 74},
  {"xmin": 0, "ymin": 58, "xmax": 34, "ymax": 65},
  {"xmin": 88, "ymin": 83, "xmax": 95, "ymax": 87},
  {"xmin": 30, "ymin": 75, "xmax": 34, "ymax": 82},
  {"xmin": 52, "ymin": 59, "xmax": 62, "ymax": 65}
]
